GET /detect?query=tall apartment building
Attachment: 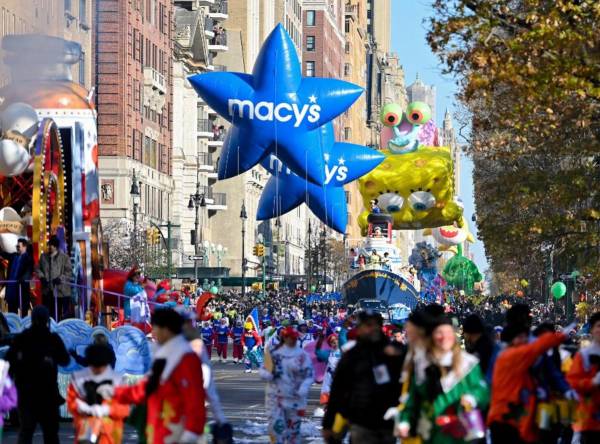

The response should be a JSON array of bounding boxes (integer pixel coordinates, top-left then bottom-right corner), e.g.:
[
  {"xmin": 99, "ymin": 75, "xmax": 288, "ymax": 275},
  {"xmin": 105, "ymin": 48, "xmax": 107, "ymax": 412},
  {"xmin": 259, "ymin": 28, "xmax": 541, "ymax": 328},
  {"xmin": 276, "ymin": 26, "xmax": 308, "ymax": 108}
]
[
  {"xmin": 96, "ymin": 0, "xmax": 174, "ymax": 232},
  {"xmin": 0, "ymin": 1, "xmax": 93, "ymax": 89},
  {"xmin": 407, "ymin": 73, "xmax": 437, "ymax": 123},
  {"xmin": 342, "ymin": 0, "xmax": 368, "ymax": 244},
  {"xmin": 171, "ymin": 0, "xmax": 230, "ymax": 278},
  {"xmin": 205, "ymin": 0, "xmax": 308, "ymax": 282}
]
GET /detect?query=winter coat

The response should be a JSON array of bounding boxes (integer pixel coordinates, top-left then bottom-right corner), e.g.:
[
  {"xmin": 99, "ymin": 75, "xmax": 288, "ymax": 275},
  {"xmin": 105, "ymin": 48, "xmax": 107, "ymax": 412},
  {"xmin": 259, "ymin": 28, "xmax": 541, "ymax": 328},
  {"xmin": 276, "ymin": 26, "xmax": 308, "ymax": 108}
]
[
  {"xmin": 399, "ymin": 350, "xmax": 489, "ymax": 444},
  {"xmin": 113, "ymin": 335, "xmax": 206, "ymax": 444},
  {"xmin": 67, "ymin": 367, "xmax": 130, "ymax": 444},
  {"xmin": 566, "ymin": 343, "xmax": 600, "ymax": 432},
  {"xmin": 123, "ymin": 280, "xmax": 144, "ymax": 319},
  {"xmin": 38, "ymin": 251, "xmax": 73, "ymax": 299},
  {"xmin": 6, "ymin": 325, "xmax": 70, "ymax": 407},
  {"xmin": 5, "ymin": 251, "xmax": 33, "ymax": 307},
  {"xmin": 324, "ymin": 336, "xmax": 403, "ymax": 431},
  {"xmin": 487, "ymin": 332, "xmax": 566, "ymax": 443}
]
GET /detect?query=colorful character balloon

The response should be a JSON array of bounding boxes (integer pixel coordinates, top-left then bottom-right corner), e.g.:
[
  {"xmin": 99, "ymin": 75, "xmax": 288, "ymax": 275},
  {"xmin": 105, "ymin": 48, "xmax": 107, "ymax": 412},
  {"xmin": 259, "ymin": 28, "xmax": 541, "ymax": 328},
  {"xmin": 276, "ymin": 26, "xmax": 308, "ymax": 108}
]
[
  {"xmin": 188, "ymin": 24, "xmax": 363, "ymax": 185},
  {"xmin": 358, "ymin": 101, "xmax": 463, "ymax": 233},
  {"xmin": 408, "ymin": 242, "xmax": 444, "ymax": 302},
  {"xmin": 257, "ymin": 123, "xmax": 384, "ymax": 233}
]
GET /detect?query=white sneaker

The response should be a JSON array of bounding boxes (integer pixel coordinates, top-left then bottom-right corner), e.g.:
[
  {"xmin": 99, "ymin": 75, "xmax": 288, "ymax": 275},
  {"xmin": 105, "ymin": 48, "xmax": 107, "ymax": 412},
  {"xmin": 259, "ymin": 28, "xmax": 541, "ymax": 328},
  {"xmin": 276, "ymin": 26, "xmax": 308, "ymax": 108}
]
[{"xmin": 244, "ymin": 369, "xmax": 252, "ymax": 373}]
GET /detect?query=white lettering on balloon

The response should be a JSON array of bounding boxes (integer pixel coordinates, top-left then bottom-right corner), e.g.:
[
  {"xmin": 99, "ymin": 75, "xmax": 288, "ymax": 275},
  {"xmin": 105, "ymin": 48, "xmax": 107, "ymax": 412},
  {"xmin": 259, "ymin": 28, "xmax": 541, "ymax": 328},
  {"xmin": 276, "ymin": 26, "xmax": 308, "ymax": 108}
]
[
  {"xmin": 228, "ymin": 99, "xmax": 321, "ymax": 128},
  {"xmin": 324, "ymin": 164, "xmax": 348, "ymax": 185}
]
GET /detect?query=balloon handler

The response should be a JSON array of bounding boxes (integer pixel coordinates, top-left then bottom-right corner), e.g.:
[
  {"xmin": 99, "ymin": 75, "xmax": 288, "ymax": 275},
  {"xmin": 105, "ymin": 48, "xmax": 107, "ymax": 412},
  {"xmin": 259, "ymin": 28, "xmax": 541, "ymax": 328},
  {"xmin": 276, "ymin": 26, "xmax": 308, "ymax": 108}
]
[
  {"xmin": 242, "ymin": 321, "xmax": 263, "ymax": 373},
  {"xmin": 67, "ymin": 344, "xmax": 130, "ymax": 444}
]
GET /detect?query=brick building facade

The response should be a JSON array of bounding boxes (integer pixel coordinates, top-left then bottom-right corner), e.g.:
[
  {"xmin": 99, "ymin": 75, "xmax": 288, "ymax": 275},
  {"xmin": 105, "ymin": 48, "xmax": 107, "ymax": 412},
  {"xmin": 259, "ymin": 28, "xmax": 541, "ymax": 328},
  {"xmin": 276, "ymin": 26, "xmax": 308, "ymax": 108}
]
[{"xmin": 96, "ymin": 0, "xmax": 174, "ymax": 226}]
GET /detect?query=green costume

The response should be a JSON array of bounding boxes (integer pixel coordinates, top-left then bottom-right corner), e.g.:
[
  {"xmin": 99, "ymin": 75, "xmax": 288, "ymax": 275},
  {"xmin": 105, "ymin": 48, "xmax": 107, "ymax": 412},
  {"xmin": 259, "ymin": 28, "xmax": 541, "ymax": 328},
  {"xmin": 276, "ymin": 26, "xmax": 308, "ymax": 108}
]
[{"xmin": 399, "ymin": 351, "xmax": 489, "ymax": 444}]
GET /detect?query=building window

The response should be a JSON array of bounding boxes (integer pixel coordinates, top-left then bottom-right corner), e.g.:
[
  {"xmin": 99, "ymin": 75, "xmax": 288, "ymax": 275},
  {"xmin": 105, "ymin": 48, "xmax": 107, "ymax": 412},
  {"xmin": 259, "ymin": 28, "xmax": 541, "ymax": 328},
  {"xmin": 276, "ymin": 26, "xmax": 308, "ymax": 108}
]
[
  {"xmin": 345, "ymin": 40, "xmax": 350, "ymax": 54},
  {"xmin": 344, "ymin": 63, "xmax": 351, "ymax": 76},
  {"xmin": 79, "ymin": 0, "xmax": 87, "ymax": 25},
  {"xmin": 345, "ymin": 18, "xmax": 350, "ymax": 34},
  {"xmin": 306, "ymin": 10, "xmax": 315, "ymax": 26},
  {"xmin": 344, "ymin": 127, "xmax": 352, "ymax": 141},
  {"xmin": 65, "ymin": 0, "xmax": 72, "ymax": 12},
  {"xmin": 78, "ymin": 51, "xmax": 85, "ymax": 86},
  {"xmin": 305, "ymin": 61, "xmax": 315, "ymax": 77},
  {"xmin": 306, "ymin": 35, "xmax": 315, "ymax": 51}
]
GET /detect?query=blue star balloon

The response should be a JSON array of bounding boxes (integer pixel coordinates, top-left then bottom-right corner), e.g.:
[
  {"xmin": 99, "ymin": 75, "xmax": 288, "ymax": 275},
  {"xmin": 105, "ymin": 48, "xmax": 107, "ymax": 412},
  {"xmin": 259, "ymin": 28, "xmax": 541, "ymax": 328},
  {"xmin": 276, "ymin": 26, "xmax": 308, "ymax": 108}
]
[
  {"xmin": 188, "ymin": 23, "xmax": 363, "ymax": 185},
  {"xmin": 257, "ymin": 123, "xmax": 384, "ymax": 233}
]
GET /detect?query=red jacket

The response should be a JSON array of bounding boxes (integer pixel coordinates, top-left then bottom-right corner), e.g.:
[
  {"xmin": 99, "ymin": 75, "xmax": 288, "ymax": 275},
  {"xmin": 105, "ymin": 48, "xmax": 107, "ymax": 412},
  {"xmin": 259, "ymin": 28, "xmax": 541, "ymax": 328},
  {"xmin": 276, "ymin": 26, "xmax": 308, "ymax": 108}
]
[
  {"xmin": 488, "ymin": 332, "xmax": 565, "ymax": 443},
  {"xmin": 567, "ymin": 346, "xmax": 600, "ymax": 432},
  {"xmin": 114, "ymin": 349, "xmax": 205, "ymax": 444}
]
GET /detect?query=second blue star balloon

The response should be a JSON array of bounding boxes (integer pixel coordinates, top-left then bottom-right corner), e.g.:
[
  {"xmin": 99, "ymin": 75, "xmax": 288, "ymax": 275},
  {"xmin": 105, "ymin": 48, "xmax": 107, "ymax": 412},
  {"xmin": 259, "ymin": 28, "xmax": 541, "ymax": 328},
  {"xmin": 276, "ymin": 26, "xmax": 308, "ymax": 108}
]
[
  {"xmin": 188, "ymin": 23, "xmax": 363, "ymax": 185},
  {"xmin": 257, "ymin": 123, "xmax": 384, "ymax": 233}
]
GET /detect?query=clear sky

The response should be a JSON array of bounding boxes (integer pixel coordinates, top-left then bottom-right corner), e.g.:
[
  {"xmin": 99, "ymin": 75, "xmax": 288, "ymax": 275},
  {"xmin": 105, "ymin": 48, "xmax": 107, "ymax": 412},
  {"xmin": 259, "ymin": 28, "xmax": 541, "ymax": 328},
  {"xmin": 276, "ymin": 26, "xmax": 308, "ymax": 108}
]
[{"xmin": 391, "ymin": 0, "xmax": 488, "ymax": 271}]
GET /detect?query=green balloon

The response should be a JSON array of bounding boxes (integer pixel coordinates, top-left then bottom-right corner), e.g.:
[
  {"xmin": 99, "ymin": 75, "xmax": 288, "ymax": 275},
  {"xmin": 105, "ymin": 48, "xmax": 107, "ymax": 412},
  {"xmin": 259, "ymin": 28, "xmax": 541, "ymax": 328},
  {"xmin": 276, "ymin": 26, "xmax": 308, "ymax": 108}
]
[
  {"xmin": 310, "ymin": 285, "xmax": 316, "ymax": 292},
  {"xmin": 210, "ymin": 286, "xmax": 219, "ymax": 295},
  {"xmin": 551, "ymin": 282, "xmax": 567, "ymax": 299}
]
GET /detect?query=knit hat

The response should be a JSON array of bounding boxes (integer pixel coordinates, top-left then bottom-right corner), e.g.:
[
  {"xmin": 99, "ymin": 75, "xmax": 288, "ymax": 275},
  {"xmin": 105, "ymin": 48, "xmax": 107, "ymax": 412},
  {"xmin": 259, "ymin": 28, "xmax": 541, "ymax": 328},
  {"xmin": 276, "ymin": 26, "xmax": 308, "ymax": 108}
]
[
  {"xmin": 281, "ymin": 326, "xmax": 299, "ymax": 339},
  {"xmin": 462, "ymin": 314, "xmax": 485, "ymax": 334}
]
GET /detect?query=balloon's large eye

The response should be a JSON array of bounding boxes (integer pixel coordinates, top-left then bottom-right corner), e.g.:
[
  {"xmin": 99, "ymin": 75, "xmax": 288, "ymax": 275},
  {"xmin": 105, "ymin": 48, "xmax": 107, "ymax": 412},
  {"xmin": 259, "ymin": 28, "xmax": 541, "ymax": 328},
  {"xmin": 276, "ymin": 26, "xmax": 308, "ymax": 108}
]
[
  {"xmin": 408, "ymin": 191, "xmax": 436, "ymax": 211},
  {"xmin": 381, "ymin": 103, "xmax": 403, "ymax": 127},
  {"xmin": 378, "ymin": 192, "xmax": 404, "ymax": 212},
  {"xmin": 406, "ymin": 101, "xmax": 432, "ymax": 125}
]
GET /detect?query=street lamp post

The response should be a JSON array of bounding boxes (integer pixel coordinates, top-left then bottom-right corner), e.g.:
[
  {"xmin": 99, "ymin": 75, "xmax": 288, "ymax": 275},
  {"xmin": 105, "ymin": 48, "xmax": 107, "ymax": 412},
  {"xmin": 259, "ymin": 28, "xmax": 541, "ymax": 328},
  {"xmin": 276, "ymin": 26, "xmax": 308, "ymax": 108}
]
[
  {"xmin": 188, "ymin": 181, "xmax": 206, "ymax": 284},
  {"xmin": 240, "ymin": 202, "xmax": 248, "ymax": 299},
  {"xmin": 307, "ymin": 221, "xmax": 312, "ymax": 292},
  {"xmin": 320, "ymin": 228, "xmax": 327, "ymax": 292},
  {"xmin": 130, "ymin": 169, "xmax": 141, "ymax": 262}
]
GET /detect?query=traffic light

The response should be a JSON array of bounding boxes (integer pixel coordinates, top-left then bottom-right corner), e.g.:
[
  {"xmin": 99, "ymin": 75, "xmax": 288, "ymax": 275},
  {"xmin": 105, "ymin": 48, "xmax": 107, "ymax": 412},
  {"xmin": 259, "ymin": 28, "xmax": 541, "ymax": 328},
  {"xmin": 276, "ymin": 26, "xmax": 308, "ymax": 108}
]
[
  {"xmin": 190, "ymin": 229, "xmax": 196, "ymax": 246},
  {"xmin": 253, "ymin": 243, "xmax": 265, "ymax": 257},
  {"xmin": 153, "ymin": 228, "xmax": 161, "ymax": 245},
  {"xmin": 146, "ymin": 228, "xmax": 154, "ymax": 245}
]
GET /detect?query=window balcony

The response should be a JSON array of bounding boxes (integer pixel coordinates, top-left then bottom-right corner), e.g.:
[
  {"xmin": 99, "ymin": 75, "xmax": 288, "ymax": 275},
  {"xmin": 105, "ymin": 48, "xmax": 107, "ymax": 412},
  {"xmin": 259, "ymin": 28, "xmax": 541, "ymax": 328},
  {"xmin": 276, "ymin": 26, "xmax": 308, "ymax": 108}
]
[
  {"xmin": 209, "ymin": 0, "xmax": 228, "ymax": 21},
  {"xmin": 207, "ymin": 192, "xmax": 227, "ymax": 211},
  {"xmin": 198, "ymin": 152, "xmax": 214, "ymax": 172},
  {"xmin": 208, "ymin": 30, "xmax": 228, "ymax": 52},
  {"xmin": 197, "ymin": 119, "xmax": 214, "ymax": 137},
  {"xmin": 143, "ymin": 66, "xmax": 166, "ymax": 95}
]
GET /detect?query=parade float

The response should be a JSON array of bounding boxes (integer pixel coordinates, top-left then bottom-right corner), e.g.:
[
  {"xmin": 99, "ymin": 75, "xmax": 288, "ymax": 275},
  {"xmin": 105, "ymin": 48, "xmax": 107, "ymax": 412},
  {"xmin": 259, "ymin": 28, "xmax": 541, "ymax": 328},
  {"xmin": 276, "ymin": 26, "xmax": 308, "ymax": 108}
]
[{"xmin": 0, "ymin": 35, "xmax": 105, "ymax": 318}]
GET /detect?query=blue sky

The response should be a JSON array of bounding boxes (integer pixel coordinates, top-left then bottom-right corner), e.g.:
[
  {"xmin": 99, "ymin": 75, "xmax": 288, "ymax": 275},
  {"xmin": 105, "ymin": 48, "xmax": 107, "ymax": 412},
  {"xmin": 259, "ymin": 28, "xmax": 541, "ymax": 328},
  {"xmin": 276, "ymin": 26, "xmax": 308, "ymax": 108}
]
[{"xmin": 391, "ymin": 0, "xmax": 488, "ymax": 271}]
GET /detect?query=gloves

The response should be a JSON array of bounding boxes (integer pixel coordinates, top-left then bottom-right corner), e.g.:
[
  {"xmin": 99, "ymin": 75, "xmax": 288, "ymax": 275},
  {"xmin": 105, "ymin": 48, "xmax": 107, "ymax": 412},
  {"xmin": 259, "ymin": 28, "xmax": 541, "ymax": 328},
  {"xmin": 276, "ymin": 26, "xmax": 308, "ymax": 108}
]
[
  {"xmin": 243, "ymin": 346, "xmax": 248, "ymax": 353},
  {"xmin": 76, "ymin": 399, "xmax": 93, "ymax": 415},
  {"xmin": 97, "ymin": 384, "xmax": 115, "ymax": 400},
  {"xmin": 52, "ymin": 277, "xmax": 61, "ymax": 286},
  {"xmin": 564, "ymin": 389, "xmax": 579, "ymax": 401},
  {"xmin": 461, "ymin": 394, "xmax": 477, "ymax": 409},
  {"xmin": 395, "ymin": 421, "xmax": 410, "ymax": 439},
  {"xmin": 251, "ymin": 345, "xmax": 258, "ymax": 351},
  {"xmin": 383, "ymin": 406, "xmax": 398, "ymax": 421},
  {"xmin": 90, "ymin": 404, "xmax": 110, "ymax": 417},
  {"xmin": 592, "ymin": 371, "xmax": 600, "ymax": 386},
  {"xmin": 179, "ymin": 430, "xmax": 203, "ymax": 444},
  {"xmin": 561, "ymin": 322, "xmax": 577, "ymax": 336}
]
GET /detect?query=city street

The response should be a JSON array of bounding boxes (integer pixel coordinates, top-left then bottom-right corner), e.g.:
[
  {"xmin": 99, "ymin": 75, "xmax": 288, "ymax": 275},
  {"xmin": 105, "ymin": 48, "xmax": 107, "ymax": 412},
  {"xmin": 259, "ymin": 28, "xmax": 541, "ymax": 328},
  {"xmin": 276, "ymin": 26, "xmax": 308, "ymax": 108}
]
[{"xmin": 3, "ymin": 360, "xmax": 323, "ymax": 443}]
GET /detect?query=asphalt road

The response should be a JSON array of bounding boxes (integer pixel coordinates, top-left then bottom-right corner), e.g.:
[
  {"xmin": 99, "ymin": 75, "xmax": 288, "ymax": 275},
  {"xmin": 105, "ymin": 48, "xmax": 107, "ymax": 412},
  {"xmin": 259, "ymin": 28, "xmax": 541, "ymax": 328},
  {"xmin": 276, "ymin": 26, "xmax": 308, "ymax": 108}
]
[{"xmin": 3, "ymin": 358, "xmax": 324, "ymax": 443}]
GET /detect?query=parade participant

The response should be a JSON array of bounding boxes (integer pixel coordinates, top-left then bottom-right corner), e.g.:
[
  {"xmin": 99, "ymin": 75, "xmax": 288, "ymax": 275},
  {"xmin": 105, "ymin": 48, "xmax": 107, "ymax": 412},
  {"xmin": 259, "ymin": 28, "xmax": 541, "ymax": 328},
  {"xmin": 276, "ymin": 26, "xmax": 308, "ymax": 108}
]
[
  {"xmin": 5, "ymin": 237, "xmax": 33, "ymax": 315},
  {"xmin": 397, "ymin": 315, "xmax": 489, "ymax": 444},
  {"xmin": 323, "ymin": 311, "xmax": 403, "ymax": 444},
  {"xmin": 260, "ymin": 326, "xmax": 313, "ymax": 444},
  {"xmin": 382, "ymin": 252, "xmax": 391, "ymax": 270},
  {"xmin": 122, "ymin": 268, "xmax": 143, "ymax": 321},
  {"xmin": 370, "ymin": 198, "xmax": 381, "ymax": 214},
  {"xmin": 297, "ymin": 320, "xmax": 313, "ymax": 349},
  {"xmin": 487, "ymin": 319, "xmax": 574, "ymax": 443},
  {"xmin": 567, "ymin": 311, "xmax": 600, "ymax": 444},
  {"xmin": 38, "ymin": 235, "xmax": 73, "ymax": 319},
  {"xmin": 242, "ymin": 321, "xmax": 262, "ymax": 373},
  {"xmin": 6, "ymin": 305, "xmax": 70, "ymax": 444},
  {"xmin": 260, "ymin": 308, "xmax": 271, "ymax": 327},
  {"xmin": 70, "ymin": 332, "xmax": 117, "ymax": 369},
  {"xmin": 201, "ymin": 321, "xmax": 214, "ymax": 359},
  {"xmin": 105, "ymin": 308, "xmax": 206, "ymax": 444},
  {"xmin": 216, "ymin": 318, "xmax": 230, "ymax": 363},
  {"xmin": 179, "ymin": 309, "xmax": 229, "ymax": 434},
  {"xmin": 0, "ymin": 359, "xmax": 17, "ymax": 442},
  {"xmin": 67, "ymin": 344, "xmax": 130, "ymax": 444},
  {"xmin": 462, "ymin": 313, "xmax": 497, "ymax": 380},
  {"xmin": 316, "ymin": 333, "xmax": 342, "ymax": 407},
  {"xmin": 370, "ymin": 249, "xmax": 382, "ymax": 267},
  {"xmin": 231, "ymin": 320, "xmax": 244, "ymax": 364},
  {"xmin": 261, "ymin": 319, "xmax": 276, "ymax": 345}
]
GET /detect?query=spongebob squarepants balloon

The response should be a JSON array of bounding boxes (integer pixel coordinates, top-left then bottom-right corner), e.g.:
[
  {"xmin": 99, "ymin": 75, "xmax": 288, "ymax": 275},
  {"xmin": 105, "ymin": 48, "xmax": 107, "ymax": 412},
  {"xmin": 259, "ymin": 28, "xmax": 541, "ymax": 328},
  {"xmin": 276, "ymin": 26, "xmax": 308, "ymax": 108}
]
[{"xmin": 358, "ymin": 101, "xmax": 463, "ymax": 234}]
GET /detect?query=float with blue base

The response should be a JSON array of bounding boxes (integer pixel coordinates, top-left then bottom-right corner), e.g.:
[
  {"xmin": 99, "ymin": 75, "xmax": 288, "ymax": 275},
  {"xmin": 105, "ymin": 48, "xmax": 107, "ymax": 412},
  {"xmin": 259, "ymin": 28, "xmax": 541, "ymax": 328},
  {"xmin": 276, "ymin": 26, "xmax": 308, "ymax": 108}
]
[{"xmin": 343, "ymin": 269, "xmax": 419, "ymax": 309}]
